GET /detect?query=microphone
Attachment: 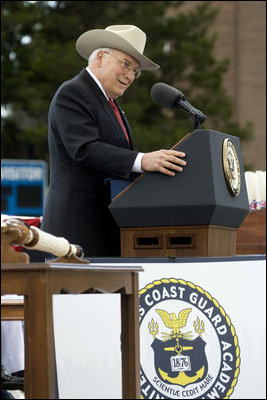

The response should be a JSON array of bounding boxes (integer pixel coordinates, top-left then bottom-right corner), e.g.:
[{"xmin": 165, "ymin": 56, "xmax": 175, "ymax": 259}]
[{"xmin": 151, "ymin": 82, "xmax": 207, "ymax": 127}]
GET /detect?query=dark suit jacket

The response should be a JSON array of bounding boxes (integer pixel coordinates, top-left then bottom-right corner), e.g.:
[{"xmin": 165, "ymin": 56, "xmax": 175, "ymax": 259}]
[{"xmin": 41, "ymin": 68, "xmax": 139, "ymax": 256}]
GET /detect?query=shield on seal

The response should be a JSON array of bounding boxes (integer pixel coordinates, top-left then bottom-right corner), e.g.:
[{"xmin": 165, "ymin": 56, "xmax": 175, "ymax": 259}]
[{"xmin": 151, "ymin": 336, "xmax": 208, "ymax": 387}]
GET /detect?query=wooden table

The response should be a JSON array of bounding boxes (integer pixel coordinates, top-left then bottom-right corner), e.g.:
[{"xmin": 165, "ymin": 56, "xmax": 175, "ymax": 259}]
[{"xmin": 1, "ymin": 263, "xmax": 143, "ymax": 399}]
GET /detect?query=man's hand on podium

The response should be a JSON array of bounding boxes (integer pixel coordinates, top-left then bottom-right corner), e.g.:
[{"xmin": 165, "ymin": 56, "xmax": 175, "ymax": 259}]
[{"xmin": 141, "ymin": 149, "xmax": 186, "ymax": 176}]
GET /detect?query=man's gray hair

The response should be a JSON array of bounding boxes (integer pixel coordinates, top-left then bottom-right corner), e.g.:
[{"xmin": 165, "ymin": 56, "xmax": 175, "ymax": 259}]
[{"xmin": 88, "ymin": 47, "xmax": 112, "ymax": 65}]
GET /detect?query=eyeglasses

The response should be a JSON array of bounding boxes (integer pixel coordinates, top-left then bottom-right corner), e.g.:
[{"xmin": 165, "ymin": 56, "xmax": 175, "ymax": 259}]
[{"xmin": 104, "ymin": 51, "xmax": 141, "ymax": 79}]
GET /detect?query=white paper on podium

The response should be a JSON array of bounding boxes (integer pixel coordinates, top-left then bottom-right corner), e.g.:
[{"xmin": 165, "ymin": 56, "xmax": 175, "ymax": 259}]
[{"xmin": 53, "ymin": 294, "xmax": 122, "ymax": 399}]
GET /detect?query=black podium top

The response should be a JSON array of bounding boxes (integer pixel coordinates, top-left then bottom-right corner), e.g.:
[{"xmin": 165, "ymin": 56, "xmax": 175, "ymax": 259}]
[{"xmin": 109, "ymin": 129, "xmax": 249, "ymax": 228}]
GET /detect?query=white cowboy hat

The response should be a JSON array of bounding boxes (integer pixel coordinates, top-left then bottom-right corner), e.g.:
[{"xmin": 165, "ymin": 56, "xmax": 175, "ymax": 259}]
[{"xmin": 76, "ymin": 25, "xmax": 160, "ymax": 70}]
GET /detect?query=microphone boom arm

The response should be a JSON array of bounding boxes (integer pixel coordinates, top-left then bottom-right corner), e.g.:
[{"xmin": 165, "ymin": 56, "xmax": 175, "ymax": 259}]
[{"xmin": 178, "ymin": 99, "xmax": 207, "ymax": 129}]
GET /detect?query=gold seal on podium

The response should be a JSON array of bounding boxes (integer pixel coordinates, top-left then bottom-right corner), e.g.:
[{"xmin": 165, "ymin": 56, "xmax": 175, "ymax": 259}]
[{"xmin": 223, "ymin": 138, "xmax": 241, "ymax": 196}]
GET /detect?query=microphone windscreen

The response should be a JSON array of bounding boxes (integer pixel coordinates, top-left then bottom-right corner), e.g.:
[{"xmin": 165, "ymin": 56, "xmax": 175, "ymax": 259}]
[{"xmin": 151, "ymin": 82, "xmax": 184, "ymax": 109}]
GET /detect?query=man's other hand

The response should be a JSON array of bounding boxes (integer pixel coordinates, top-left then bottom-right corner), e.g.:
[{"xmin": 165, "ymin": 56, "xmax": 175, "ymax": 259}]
[{"xmin": 141, "ymin": 149, "xmax": 187, "ymax": 176}]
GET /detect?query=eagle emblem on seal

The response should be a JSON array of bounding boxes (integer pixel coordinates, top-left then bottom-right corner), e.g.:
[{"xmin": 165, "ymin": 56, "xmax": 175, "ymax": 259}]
[{"xmin": 149, "ymin": 307, "xmax": 208, "ymax": 387}]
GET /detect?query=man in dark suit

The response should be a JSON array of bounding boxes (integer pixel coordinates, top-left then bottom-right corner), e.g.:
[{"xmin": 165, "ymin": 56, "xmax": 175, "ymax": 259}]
[{"xmin": 41, "ymin": 25, "xmax": 186, "ymax": 257}]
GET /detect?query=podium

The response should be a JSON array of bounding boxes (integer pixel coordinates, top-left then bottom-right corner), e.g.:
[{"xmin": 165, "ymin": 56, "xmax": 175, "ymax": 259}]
[{"xmin": 109, "ymin": 129, "xmax": 249, "ymax": 257}]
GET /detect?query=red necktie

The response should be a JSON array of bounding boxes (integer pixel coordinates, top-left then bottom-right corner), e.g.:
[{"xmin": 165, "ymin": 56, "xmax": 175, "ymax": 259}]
[{"xmin": 109, "ymin": 99, "xmax": 130, "ymax": 146}]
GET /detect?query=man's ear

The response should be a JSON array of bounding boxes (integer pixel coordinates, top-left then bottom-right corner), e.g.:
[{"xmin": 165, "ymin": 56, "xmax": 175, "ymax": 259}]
[{"xmin": 96, "ymin": 50, "xmax": 105, "ymax": 65}]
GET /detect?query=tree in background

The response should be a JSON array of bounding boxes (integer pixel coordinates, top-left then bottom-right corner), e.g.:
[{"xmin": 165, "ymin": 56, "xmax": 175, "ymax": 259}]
[{"xmin": 1, "ymin": 1, "xmax": 252, "ymax": 163}]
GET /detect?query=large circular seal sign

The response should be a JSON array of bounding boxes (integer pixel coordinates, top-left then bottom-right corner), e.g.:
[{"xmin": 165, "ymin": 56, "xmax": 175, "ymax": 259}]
[{"xmin": 139, "ymin": 278, "xmax": 240, "ymax": 399}]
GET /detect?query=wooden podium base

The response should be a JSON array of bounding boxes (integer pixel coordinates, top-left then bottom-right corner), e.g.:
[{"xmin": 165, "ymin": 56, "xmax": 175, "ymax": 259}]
[{"xmin": 120, "ymin": 225, "xmax": 237, "ymax": 257}]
